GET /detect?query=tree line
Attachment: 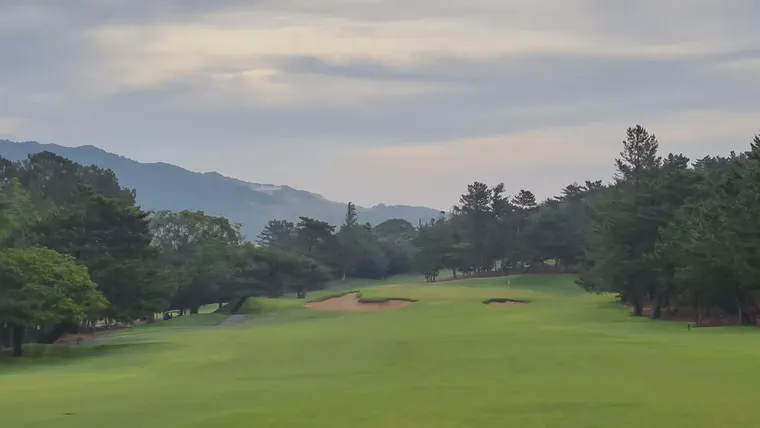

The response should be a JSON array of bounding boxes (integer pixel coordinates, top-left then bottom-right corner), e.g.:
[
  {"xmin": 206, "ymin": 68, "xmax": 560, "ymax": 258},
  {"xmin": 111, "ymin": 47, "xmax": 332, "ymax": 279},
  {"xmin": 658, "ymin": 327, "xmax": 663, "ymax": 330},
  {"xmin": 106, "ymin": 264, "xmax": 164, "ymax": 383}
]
[
  {"xmin": 412, "ymin": 125, "xmax": 760, "ymax": 325},
  {"xmin": 3, "ymin": 125, "xmax": 760, "ymax": 357},
  {"xmin": 411, "ymin": 179, "xmax": 602, "ymax": 281},
  {"xmin": 255, "ymin": 203, "xmax": 418, "ymax": 282},
  {"xmin": 0, "ymin": 152, "xmax": 333, "ymax": 357}
]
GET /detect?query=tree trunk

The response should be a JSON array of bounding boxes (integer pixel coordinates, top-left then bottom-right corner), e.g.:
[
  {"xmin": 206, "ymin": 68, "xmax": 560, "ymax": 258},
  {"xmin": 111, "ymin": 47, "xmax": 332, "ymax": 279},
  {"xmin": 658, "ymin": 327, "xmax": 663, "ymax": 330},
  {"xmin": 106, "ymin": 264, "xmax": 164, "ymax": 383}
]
[
  {"xmin": 632, "ymin": 296, "xmax": 643, "ymax": 317},
  {"xmin": 748, "ymin": 297, "xmax": 760, "ymax": 325},
  {"xmin": 12, "ymin": 325, "xmax": 24, "ymax": 357},
  {"xmin": 651, "ymin": 293, "xmax": 663, "ymax": 320},
  {"xmin": 0, "ymin": 323, "xmax": 10, "ymax": 349},
  {"xmin": 695, "ymin": 297, "xmax": 702, "ymax": 326},
  {"xmin": 342, "ymin": 271, "xmax": 347, "ymax": 281},
  {"xmin": 738, "ymin": 299, "xmax": 753, "ymax": 325},
  {"xmin": 296, "ymin": 290, "xmax": 307, "ymax": 299},
  {"xmin": 218, "ymin": 302, "xmax": 223, "ymax": 310},
  {"xmin": 452, "ymin": 268, "xmax": 458, "ymax": 280},
  {"xmin": 737, "ymin": 299, "xmax": 743, "ymax": 325},
  {"xmin": 229, "ymin": 296, "xmax": 249, "ymax": 314}
]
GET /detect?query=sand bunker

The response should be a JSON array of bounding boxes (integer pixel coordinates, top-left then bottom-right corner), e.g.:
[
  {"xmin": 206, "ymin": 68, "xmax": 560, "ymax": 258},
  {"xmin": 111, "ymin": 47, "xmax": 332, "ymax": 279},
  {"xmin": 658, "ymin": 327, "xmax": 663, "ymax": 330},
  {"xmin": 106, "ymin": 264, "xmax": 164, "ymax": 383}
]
[
  {"xmin": 306, "ymin": 292, "xmax": 413, "ymax": 312},
  {"xmin": 484, "ymin": 298, "xmax": 528, "ymax": 307}
]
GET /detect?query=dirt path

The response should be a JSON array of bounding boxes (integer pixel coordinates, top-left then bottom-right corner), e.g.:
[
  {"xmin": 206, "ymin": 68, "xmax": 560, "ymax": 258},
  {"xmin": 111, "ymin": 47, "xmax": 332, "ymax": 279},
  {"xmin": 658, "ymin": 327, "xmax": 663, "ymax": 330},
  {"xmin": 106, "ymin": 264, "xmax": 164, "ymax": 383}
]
[
  {"xmin": 306, "ymin": 292, "xmax": 412, "ymax": 312},
  {"xmin": 217, "ymin": 314, "xmax": 249, "ymax": 327}
]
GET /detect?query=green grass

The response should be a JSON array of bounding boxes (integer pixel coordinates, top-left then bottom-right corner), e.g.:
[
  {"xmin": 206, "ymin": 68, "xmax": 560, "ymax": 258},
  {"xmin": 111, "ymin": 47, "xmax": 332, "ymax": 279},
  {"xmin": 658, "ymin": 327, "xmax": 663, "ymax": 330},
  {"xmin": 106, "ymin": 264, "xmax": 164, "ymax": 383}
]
[
  {"xmin": 3, "ymin": 274, "xmax": 760, "ymax": 427},
  {"xmin": 276, "ymin": 273, "xmax": 427, "ymax": 301},
  {"xmin": 96, "ymin": 313, "xmax": 227, "ymax": 339}
]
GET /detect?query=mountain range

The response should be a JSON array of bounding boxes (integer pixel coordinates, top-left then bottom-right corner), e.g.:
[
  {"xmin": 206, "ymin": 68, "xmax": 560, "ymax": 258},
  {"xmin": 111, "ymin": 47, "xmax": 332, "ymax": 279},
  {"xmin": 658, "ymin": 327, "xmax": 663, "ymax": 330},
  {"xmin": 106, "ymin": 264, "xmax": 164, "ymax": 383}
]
[{"xmin": 0, "ymin": 140, "xmax": 441, "ymax": 239}]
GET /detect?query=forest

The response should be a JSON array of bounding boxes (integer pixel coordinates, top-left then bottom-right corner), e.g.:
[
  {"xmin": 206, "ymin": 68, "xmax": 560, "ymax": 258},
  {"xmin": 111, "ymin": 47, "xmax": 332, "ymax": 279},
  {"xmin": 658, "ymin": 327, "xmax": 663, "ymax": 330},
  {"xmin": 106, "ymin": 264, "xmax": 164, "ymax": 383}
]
[
  {"xmin": 408, "ymin": 126, "xmax": 760, "ymax": 326},
  {"xmin": 0, "ymin": 152, "xmax": 335, "ymax": 357},
  {"xmin": 1, "ymin": 125, "xmax": 760, "ymax": 357},
  {"xmin": 261, "ymin": 125, "xmax": 760, "ymax": 326}
]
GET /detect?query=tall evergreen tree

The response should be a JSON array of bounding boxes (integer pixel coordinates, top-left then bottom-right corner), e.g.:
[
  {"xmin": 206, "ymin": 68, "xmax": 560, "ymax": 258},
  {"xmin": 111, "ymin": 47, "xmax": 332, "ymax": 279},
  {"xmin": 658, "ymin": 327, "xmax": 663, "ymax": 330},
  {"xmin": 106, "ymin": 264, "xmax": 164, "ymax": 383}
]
[
  {"xmin": 257, "ymin": 219, "xmax": 295, "ymax": 248},
  {"xmin": 454, "ymin": 182, "xmax": 494, "ymax": 272},
  {"xmin": 337, "ymin": 202, "xmax": 360, "ymax": 280}
]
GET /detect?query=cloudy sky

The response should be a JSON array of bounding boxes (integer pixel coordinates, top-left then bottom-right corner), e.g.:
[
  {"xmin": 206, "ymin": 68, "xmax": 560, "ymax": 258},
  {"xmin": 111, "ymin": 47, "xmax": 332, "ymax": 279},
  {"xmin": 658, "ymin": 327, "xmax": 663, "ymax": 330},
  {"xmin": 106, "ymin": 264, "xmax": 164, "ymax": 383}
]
[{"xmin": 1, "ymin": 0, "xmax": 758, "ymax": 209}]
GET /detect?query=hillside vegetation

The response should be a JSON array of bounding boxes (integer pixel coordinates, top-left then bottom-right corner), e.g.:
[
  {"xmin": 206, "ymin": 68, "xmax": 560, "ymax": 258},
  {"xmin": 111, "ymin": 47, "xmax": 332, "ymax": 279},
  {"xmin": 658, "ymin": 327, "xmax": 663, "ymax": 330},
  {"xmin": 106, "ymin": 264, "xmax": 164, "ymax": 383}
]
[{"xmin": 0, "ymin": 139, "xmax": 440, "ymax": 238}]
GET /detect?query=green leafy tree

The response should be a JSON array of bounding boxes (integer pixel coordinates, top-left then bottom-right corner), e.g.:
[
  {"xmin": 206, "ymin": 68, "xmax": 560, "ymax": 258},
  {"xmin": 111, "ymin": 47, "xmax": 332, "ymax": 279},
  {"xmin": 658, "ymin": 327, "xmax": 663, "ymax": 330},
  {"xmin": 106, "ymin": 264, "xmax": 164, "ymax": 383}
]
[
  {"xmin": 413, "ymin": 217, "xmax": 450, "ymax": 281},
  {"xmin": 36, "ymin": 188, "xmax": 170, "ymax": 324},
  {"xmin": 272, "ymin": 250, "xmax": 332, "ymax": 299},
  {"xmin": 222, "ymin": 245, "xmax": 332, "ymax": 312},
  {"xmin": 294, "ymin": 216, "xmax": 338, "ymax": 268},
  {"xmin": 0, "ymin": 247, "xmax": 107, "ymax": 357},
  {"xmin": 9, "ymin": 152, "xmax": 135, "ymax": 207},
  {"xmin": 150, "ymin": 210, "xmax": 243, "ymax": 314},
  {"xmin": 374, "ymin": 219, "xmax": 417, "ymax": 276},
  {"xmin": 0, "ymin": 178, "xmax": 38, "ymax": 248}
]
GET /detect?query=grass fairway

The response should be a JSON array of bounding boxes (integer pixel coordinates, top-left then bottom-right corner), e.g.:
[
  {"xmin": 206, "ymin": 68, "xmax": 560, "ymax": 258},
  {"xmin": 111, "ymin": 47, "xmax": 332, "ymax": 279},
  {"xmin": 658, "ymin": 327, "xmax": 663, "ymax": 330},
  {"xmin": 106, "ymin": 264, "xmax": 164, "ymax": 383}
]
[{"xmin": 3, "ymin": 275, "xmax": 760, "ymax": 427}]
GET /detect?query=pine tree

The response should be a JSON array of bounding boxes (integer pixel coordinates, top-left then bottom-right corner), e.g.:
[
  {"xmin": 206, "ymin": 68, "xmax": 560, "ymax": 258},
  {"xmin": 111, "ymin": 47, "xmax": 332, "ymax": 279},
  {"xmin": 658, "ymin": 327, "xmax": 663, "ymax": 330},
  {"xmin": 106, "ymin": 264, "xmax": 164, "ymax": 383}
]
[
  {"xmin": 337, "ymin": 203, "xmax": 360, "ymax": 280},
  {"xmin": 454, "ymin": 182, "xmax": 494, "ymax": 272},
  {"xmin": 257, "ymin": 219, "xmax": 295, "ymax": 248}
]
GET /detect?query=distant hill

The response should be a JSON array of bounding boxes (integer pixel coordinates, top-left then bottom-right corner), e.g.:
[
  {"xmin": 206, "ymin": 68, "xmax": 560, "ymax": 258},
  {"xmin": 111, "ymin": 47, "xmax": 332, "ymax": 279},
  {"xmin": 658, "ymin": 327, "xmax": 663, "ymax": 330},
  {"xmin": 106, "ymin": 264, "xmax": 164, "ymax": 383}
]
[{"xmin": 0, "ymin": 140, "xmax": 442, "ymax": 239}]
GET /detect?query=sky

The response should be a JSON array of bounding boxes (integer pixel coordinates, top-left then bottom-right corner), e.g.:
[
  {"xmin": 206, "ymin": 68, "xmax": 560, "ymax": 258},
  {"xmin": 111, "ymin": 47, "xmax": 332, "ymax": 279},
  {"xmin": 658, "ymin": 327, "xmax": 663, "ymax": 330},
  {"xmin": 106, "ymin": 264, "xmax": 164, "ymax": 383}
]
[{"xmin": 1, "ymin": 0, "xmax": 759, "ymax": 210}]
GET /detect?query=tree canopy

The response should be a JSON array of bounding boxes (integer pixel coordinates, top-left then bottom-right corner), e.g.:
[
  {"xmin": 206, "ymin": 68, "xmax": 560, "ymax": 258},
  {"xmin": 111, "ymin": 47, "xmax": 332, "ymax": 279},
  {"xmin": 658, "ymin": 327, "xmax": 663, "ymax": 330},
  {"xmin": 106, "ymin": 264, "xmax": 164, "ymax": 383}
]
[
  {"xmin": 4, "ymin": 126, "xmax": 760, "ymax": 357},
  {"xmin": 407, "ymin": 126, "xmax": 760, "ymax": 326},
  {"xmin": 0, "ymin": 247, "xmax": 106, "ymax": 356}
]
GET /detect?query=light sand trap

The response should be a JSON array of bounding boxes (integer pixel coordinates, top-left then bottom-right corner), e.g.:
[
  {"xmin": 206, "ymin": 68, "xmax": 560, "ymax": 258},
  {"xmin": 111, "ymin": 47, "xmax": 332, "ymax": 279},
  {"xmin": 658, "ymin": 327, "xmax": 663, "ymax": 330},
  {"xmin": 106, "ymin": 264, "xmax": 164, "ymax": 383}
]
[
  {"xmin": 484, "ymin": 298, "xmax": 528, "ymax": 306},
  {"xmin": 306, "ymin": 292, "xmax": 413, "ymax": 312}
]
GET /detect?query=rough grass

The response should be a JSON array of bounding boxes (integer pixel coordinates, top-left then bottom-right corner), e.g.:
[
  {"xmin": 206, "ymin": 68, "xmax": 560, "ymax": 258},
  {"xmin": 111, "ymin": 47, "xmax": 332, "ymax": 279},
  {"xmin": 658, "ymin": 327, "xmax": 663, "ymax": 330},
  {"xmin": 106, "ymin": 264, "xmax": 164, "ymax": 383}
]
[
  {"xmin": 3, "ymin": 274, "xmax": 760, "ymax": 427},
  {"xmin": 97, "ymin": 313, "xmax": 227, "ymax": 338}
]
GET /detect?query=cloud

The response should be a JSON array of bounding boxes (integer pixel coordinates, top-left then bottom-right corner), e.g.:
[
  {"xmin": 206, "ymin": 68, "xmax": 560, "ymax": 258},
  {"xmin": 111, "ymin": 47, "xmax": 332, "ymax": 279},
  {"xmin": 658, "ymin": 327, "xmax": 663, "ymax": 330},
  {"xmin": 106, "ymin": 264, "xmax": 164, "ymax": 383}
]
[
  {"xmin": 81, "ymin": 18, "xmax": 598, "ymax": 97},
  {"xmin": 76, "ymin": 0, "xmax": 758, "ymax": 100},
  {"xmin": 0, "ymin": 3, "xmax": 58, "ymax": 33},
  {"xmin": 0, "ymin": 117, "xmax": 24, "ymax": 138},
  {"xmin": 711, "ymin": 57, "xmax": 760, "ymax": 89},
  {"xmin": 343, "ymin": 109, "xmax": 760, "ymax": 207},
  {"xmin": 353, "ymin": 110, "xmax": 760, "ymax": 170},
  {"xmin": 203, "ymin": 68, "xmax": 455, "ymax": 108},
  {"xmin": 0, "ymin": 0, "xmax": 759, "ymax": 208}
]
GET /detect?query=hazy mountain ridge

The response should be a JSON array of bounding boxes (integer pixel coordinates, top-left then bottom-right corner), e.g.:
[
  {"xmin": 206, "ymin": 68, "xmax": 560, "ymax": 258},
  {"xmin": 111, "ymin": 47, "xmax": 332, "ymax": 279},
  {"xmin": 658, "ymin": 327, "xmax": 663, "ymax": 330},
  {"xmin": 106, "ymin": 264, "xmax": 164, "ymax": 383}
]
[{"xmin": 0, "ymin": 140, "xmax": 441, "ymax": 238}]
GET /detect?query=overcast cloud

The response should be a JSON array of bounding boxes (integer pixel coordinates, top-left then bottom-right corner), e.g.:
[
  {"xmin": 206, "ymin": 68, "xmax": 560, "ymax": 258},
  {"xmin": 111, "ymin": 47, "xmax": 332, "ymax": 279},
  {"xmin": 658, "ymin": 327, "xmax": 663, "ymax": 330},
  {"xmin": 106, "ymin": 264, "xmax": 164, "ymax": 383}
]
[{"xmin": 1, "ymin": 0, "xmax": 759, "ymax": 209}]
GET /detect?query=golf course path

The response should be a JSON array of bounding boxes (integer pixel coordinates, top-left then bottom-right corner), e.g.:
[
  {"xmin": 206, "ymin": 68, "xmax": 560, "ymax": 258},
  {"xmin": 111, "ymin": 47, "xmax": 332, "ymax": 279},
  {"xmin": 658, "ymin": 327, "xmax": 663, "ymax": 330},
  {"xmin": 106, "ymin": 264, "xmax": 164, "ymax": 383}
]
[{"xmin": 217, "ymin": 314, "xmax": 248, "ymax": 327}]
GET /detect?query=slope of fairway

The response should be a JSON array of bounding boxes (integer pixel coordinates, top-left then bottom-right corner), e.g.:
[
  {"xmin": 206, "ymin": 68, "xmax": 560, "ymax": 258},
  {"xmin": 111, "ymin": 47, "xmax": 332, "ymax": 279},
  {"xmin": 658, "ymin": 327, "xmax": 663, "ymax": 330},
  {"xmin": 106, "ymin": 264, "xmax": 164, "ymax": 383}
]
[{"xmin": 3, "ymin": 275, "xmax": 760, "ymax": 427}]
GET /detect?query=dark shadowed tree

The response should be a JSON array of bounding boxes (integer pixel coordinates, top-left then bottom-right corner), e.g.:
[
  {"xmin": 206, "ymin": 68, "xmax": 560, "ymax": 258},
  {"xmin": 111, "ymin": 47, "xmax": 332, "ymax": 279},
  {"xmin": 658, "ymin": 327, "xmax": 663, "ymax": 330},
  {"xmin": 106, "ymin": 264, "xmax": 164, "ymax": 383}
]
[
  {"xmin": 149, "ymin": 210, "xmax": 243, "ymax": 315},
  {"xmin": 36, "ymin": 188, "xmax": 170, "ymax": 325},
  {"xmin": 257, "ymin": 219, "xmax": 295, "ymax": 249}
]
